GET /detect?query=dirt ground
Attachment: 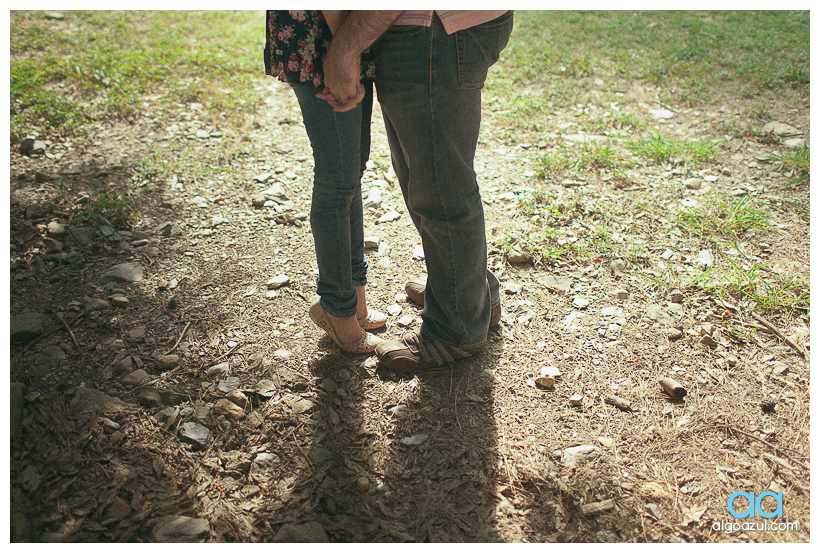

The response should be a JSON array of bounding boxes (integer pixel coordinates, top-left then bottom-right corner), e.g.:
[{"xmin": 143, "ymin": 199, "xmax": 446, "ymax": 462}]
[{"xmin": 8, "ymin": 67, "xmax": 810, "ymax": 542}]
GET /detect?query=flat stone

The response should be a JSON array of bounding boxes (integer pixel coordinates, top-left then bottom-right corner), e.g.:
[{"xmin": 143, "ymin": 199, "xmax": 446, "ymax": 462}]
[
  {"xmin": 364, "ymin": 236, "xmax": 380, "ymax": 249},
  {"xmin": 135, "ymin": 386, "xmax": 183, "ymax": 407},
  {"xmin": 412, "ymin": 244, "xmax": 425, "ymax": 260},
  {"xmin": 47, "ymin": 221, "xmax": 67, "ymax": 236},
  {"xmin": 601, "ymin": 306, "xmax": 623, "ymax": 319},
  {"xmin": 783, "ymin": 138, "xmax": 806, "ymax": 149},
  {"xmin": 554, "ymin": 444, "xmax": 601, "ymax": 468},
  {"xmin": 156, "ymin": 354, "xmax": 180, "ymax": 370},
  {"xmin": 572, "ymin": 297, "xmax": 590, "ymax": 308},
  {"xmin": 649, "ymin": 109, "xmax": 675, "ymax": 120},
  {"xmin": 500, "ymin": 282, "xmax": 524, "ymax": 296},
  {"xmin": 101, "ymin": 262, "xmax": 144, "ymax": 283},
  {"xmin": 217, "ymin": 377, "xmax": 241, "ymax": 393},
  {"xmin": 214, "ymin": 398, "xmax": 245, "ymax": 420},
  {"xmin": 376, "ymin": 210, "xmax": 401, "ymax": 224},
  {"xmin": 387, "ymin": 304, "xmax": 402, "ymax": 316},
  {"xmin": 761, "ymin": 121, "xmax": 801, "ymax": 137},
  {"xmin": 274, "ymin": 368, "xmax": 309, "ymax": 391},
  {"xmin": 206, "ymin": 362, "xmax": 230, "ymax": 378},
  {"xmin": 68, "ymin": 227, "xmax": 97, "ymax": 245},
  {"xmin": 363, "ymin": 187, "xmax": 382, "ymax": 208},
  {"xmin": 400, "ymin": 433, "xmax": 429, "ymax": 446},
  {"xmin": 669, "ymin": 289, "xmax": 684, "ymax": 303},
  {"xmin": 111, "ymin": 296, "xmax": 130, "ymax": 307},
  {"xmin": 266, "ymin": 274, "xmax": 290, "ymax": 289},
  {"xmin": 397, "ymin": 315, "xmax": 414, "ymax": 327},
  {"xmin": 122, "ymin": 369, "xmax": 150, "ymax": 386},
  {"xmin": 646, "ymin": 304, "xmax": 675, "ymax": 326},
  {"xmin": 272, "ymin": 522, "xmax": 329, "ymax": 543},
  {"xmin": 179, "ymin": 422, "xmax": 209, "ymax": 450},
  {"xmin": 255, "ymin": 379, "xmax": 277, "ymax": 397},
  {"xmin": 31, "ymin": 345, "xmax": 66, "ymax": 377},
  {"xmin": 251, "ymin": 452, "xmax": 281, "ymax": 471},
  {"xmin": 151, "ymin": 515, "xmax": 210, "ymax": 543},
  {"xmin": 11, "ymin": 313, "xmax": 45, "ymax": 341},
  {"xmin": 155, "ymin": 222, "xmax": 183, "ymax": 237},
  {"xmin": 536, "ymin": 275, "xmax": 573, "ymax": 295},
  {"xmin": 696, "ymin": 250, "xmax": 714, "ymax": 268},
  {"xmin": 69, "ymin": 387, "xmax": 127, "ymax": 415},
  {"xmin": 507, "ymin": 250, "xmax": 530, "ymax": 263},
  {"xmin": 282, "ymin": 394, "xmax": 313, "ymax": 414}
]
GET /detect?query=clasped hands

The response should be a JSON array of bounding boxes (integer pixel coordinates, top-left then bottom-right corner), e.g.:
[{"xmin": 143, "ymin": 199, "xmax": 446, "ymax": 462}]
[{"xmin": 315, "ymin": 44, "xmax": 365, "ymax": 112}]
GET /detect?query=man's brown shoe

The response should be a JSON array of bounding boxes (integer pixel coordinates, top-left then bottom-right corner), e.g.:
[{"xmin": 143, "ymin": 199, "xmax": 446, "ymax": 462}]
[
  {"xmin": 375, "ymin": 331, "xmax": 483, "ymax": 373},
  {"xmin": 404, "ymin": 278, "xmax": 501, "ymax": 327}
]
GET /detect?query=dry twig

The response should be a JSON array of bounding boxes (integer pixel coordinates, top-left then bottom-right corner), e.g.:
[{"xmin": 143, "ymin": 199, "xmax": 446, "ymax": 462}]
[
  {"xmin": 53, "ymin": 311, "xmax": 80, "ymax": 349},
  {"xmin": 717, "ymin": 424, "xmax": 809, "ymax": 472},
  {"xmin": 750, "ymin": 312, "xmax": 806, "ymax": 357}
]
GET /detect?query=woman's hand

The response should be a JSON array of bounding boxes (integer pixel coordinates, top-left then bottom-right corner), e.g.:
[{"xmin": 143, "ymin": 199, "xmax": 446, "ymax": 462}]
[{"xmin": 316, "ymin": 81, "xmax": 365, "ymax": 112}]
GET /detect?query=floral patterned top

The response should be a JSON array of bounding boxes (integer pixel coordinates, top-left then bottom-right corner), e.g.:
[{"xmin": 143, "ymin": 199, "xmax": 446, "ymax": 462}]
[{"xmin": 264, "ymin": 10, "xmax": 375, "ymax": 87}]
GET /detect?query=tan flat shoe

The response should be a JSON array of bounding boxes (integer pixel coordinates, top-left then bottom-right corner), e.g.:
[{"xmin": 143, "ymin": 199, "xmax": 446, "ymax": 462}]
[
  {"xmin": 309, "ymin": 299, "xmax": 382, "ymax": 354},
  {"xmin": 357, "ymin": 309, "xmax": 387, "ymax": 330}
]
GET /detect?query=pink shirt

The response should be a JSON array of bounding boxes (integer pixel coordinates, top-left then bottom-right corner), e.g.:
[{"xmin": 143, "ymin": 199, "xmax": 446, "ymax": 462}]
[{"xmin": 394, "ymin": 10, "xmax": 509, "ymax": 34}]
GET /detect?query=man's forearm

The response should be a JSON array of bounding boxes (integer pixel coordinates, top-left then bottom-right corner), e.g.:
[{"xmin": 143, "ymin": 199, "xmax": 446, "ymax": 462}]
[{"xmin": 329, "ymin": 10, "xmax": 403, "ymax": 59}]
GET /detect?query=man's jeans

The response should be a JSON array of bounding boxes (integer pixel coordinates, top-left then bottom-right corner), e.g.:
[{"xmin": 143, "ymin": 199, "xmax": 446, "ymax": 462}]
[
  {"xmin": 291, "ymin": 81, "xmax": 373, "ymax": 318},
  {"xmin": 373, "ymin": 12, "xmax": 513, "ymax": 349}
]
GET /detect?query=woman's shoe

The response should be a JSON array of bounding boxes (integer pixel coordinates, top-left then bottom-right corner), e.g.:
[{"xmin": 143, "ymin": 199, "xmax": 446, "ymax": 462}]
[
  {"xmin": 309, "ymin": 299, "xmax": 382, "ymax": 354},
  {"xmin": 357, "ymin": 309, "xmax": 387, "ymax": 330}
]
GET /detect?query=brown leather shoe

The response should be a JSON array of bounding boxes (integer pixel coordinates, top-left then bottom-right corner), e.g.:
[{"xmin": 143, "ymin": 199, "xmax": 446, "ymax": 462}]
[
  {"xmin": 404, "ymin": 278, "xmax": 501, "ymax": 327},
  {"xmin": 375, "ymin": 331, "xmax": 483, "ymax": 373}
]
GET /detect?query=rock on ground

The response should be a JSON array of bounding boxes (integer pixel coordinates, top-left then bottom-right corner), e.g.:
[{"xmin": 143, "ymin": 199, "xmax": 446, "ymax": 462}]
[
  {"xmin": 10, "ymin": 313, "xmax": 45, "ymax": 341},
  {"xmin": 272, "ymin": 522, "xmax": 329, "ymax": 543},
  {"xmin": 151, "ymin": 515, "xmax": 210, "ymax": 543},
  {"xmin": 68, "ymin": 387, "xmax": 127, "ymax": 415}
]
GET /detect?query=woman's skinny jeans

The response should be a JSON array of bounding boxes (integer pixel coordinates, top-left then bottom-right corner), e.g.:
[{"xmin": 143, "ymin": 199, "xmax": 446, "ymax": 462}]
[{"xmin": 290, "ymin": 81, "xmax": 373, "ymax": 319}]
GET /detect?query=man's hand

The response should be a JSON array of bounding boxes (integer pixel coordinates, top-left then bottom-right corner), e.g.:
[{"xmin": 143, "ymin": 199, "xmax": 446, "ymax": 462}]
[
  {"xmin": 321, "ymin": 44, "xmax": 363, "ymax": 107},
  {"xmin": 315, "ymin": 82, "xmax": 365, "ymax": 112},
  {"xmin": 320, "ymin": 10, "xmax": 402, "ymax": 108}
]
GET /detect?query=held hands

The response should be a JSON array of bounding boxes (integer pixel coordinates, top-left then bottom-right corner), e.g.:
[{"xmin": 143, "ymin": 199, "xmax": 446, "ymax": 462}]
[{"xmin": 315, "ymin": 82, "xmax": 365, "ymax": 112}]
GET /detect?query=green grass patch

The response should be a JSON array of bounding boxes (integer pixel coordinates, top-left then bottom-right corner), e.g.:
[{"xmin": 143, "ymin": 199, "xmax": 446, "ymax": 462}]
[
  {"xmin": 10, "ymin": 10, "xmax": 266, "ymax": 139},
  {"xmin": 501, "ymin": 11, "xmax": 809, "ymax": 104},
  {"xmin": 675, "ymin": 194, "xmax": 773, "ymax": 238},
  {"xmin": 761, "ymin": 147, "xmax": 810, "ymax": 187},
  {"xmin": 626, "ymin": 131, "xmax": 720, "ymax": 164}
]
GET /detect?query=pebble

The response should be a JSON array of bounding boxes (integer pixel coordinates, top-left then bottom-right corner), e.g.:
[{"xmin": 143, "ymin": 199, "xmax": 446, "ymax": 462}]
[
  {"xmin": 696, "ymin": 250, "xmax": 714, "ymax": 268},
  {"xmin": 646, "ymin": 503, "xmax": 663, "ymax": 520},
  {"xmin": 613, "ymin": 289, "xmax": 628, "ymax": 300},
  {"xmin": 206, "ymin": 362, "xmax": 230, "ymax": 378},
  {"xmin": 388, "ymin": 404, "xmax": 410, "ymax": 419},
  {"xmin": 272, "ymin": 522, "xmax": 329, "ymax": 544},
  {"xmin": 214, "ymin": 398, "xmax": 245, "ymax": 420},
  {"xmin": 85, "ymin": 298, "xmax": 110, "ymax": 311},
  {"xmin": 412, "ymin": 244, "xmax": 425, "ymax": 260},
  {"xmin": 503, "ymin": 283, "xmax": 523, "ymax": 295},
  {"xmin": 111, "ymin": 296, "xmax": 130, "ymax": 307},
  {"xmin": 669, "ymin": 289, "xmax": 684, "ymax": 303},
  {"xmin": 572, "ymin": 297, "xmax": 590, "ymax": 308},
  {"xmin": 507, "ymin": 250, "xmax": 530, "ymax": 263},
  {"xmin": 364, "ymin": 236, "xmax": 380, "ymax": 249},
  {"xmin": 47, "ymin": 221, "xmax": 66, "ymax": 236},
  {"xmin": 569, "ymin": 394, "xmax": 583, "ymax": 406},
  {"xmin": 266, "ymin": 274, "xmax": 290, "ymax": 289},
  {"xmin": 101, "ymin": 262, "xmax": 144, "ymax": 283},
  {"xmin": 387, "ymin": 304, "xmax": 402, "ymax": 316},
  {"xmin": 10, "ymin": 313, "xmax": 45, "ymax": 341},
  {"xmin": 122, "ymin": 369, "xmax": 150, "ymax": 386},
  {"xmin": 400, "ymin": 433, "xmax": 429, "ymax": 446},
  {"xmin": 376, "ymin": 210, "xmax": 401, "ymax": 224},
  {"xmin": 151, "ymin": 515, "xmax": 210, "ymax": 543},
  {"xmin": 377, "ymin": 242, "xmax": 392, "ymax": 257},
  {"xmin": 156, "ymin": 355, "xmax": 180, "ymax": 370},
  {"xmin": 610, "ymin": 259, "xmax": 626, "ymax": 273},
  {"xmin": 397, "ymin": 315, "xmax": 414, "ymax": 327},
  {"xmin": 552, "ymin": 444, "xmax": 600, "ymax": 468}
]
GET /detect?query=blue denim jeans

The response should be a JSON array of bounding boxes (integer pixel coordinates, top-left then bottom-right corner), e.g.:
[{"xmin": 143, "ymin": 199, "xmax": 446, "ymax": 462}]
[
  {"xmin": 373, "ymin": 12, "xmax": 513, "ymax": 349},
  {"xmin": 291, "ymin": 81, "xmax": 373, "ymax": 318}
]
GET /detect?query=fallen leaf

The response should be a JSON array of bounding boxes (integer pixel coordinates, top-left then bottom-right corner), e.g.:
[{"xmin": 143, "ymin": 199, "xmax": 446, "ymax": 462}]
[{"xmin": 681, "ymin": 505, "xmax": 708, "ymax": 526}]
